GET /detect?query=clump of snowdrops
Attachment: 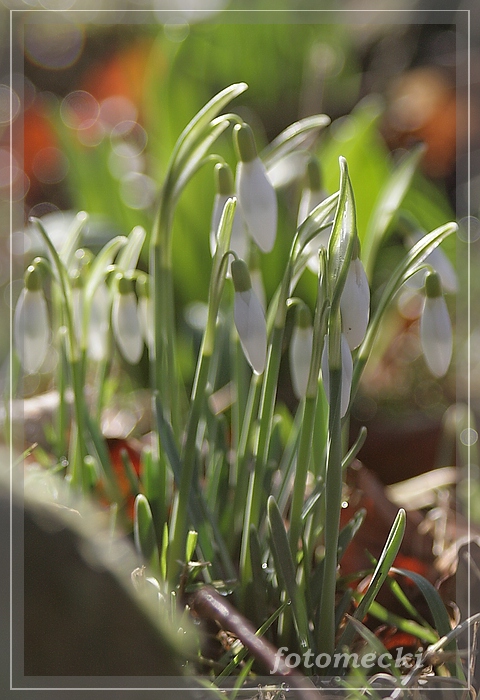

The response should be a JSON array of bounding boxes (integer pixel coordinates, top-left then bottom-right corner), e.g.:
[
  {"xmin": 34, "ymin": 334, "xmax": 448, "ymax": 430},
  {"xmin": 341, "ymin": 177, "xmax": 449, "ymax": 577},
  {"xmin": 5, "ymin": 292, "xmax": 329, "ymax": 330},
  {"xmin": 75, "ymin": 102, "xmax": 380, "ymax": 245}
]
[{"xmin": 15, "ymin": 83, "xmax": 461, "ymax": 685}]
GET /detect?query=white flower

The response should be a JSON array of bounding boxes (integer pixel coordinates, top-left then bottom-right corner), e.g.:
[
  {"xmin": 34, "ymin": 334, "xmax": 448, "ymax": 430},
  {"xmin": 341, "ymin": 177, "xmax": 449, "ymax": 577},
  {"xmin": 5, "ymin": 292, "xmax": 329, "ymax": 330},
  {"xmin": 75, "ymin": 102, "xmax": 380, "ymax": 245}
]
[
  {"xmin": 340, "ymin": 255, "xmax": 370, "ymax": 350},
  {"xmin": 420, "ymin": 272, "xmax": 452, "ymax": 378},
  {"xmin": 289, "ymin": 307, "xmax": 313, "ymax": 399},
  {"xmin": 321, "ymin": 333, "xmax": 353, "ymax": 418},
  {"xmin": 234, "ymin": 124, "xmax": 277, "ymax": 253},
  {"xmin": 138, "ymin": 295, "xmax": 154, "ymax": 350},
  {"xmin": 14, "ymin": 274, "xmax": 50, "ymax": 374},
  {"xmin": 88, "ymin": 282, "xmax": 111, "ymax": 361},
  {"xmin": 231, "ymin": 259, "xmax": 267, "ymax": 374},
  {"xmin": 112, "ymin": 277, "xmax": 143, "ymax": 364}
]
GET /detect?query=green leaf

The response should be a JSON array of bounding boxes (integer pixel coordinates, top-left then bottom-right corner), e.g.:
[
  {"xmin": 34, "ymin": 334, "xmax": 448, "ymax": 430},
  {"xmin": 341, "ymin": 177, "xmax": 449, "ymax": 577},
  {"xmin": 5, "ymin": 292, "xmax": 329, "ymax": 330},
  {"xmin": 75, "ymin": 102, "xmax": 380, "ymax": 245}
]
[
  {"xmin": 84, "ymin": 235, "xmax": 128, "ymax": 304},
  {"xmin": 362, "ymin": 144, "xmax": 425, "ymax": 279},
  {"xmin": 327, "ymin": 157, "xmax": 356, "ymax": 312},
  {"xmin": 262, "ymin": 114, "xmax": 331, "ymax": 170},
  {"xmin": 267, "ymin": 496, "xmax": 312, "ymax": 649},
  {"xmin": 343, "ymin": 614, "xmax": 401, "ymax": 678},
  {"xmin": 134, "ymin": 494, "xmax": 159, "ymax": 568},
  {"xmin": 59, "ymin": 211, "xmax": 89, "ymax": 270},
  {"xmin": 117, "ymin": 225, "xmax": 146, "ymax": 273},
  {"xmin": 336, "ymin": 508, "xmax": 406, "ymax": 652},
  {"xmin": 391, "ymin": 568, "xmax": 452, "ymax": 640},
  {"xmin": 337, "ymin": 508, "xmax": 367, "ymax": 563},
  {"xmin": 170, "ymin": 82, "xmax": 248, "ymax": 186}
]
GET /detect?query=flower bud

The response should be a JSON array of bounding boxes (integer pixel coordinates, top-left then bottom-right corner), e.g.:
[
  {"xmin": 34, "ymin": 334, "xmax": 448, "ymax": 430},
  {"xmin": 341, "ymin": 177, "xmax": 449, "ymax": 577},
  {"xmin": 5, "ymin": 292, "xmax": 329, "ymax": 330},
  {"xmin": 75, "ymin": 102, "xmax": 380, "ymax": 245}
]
[
  {"xmin": 234, "ymin": 124, "xmax": 277, "ymax": 253},
  {"xmin": 420, "ymin": 271, "xmax": 452, "ymax": 378},
  {"xmin": 14, "ymin": 266, "xmax": 50, "ymax": 374},
  {"xmin": 321, "ymin": 333, "xmax": 353, "ymax": 418},
  {"xmin": 112, "ymin": 275, "xmax": 143, "ymax": 364},
  {"xmin": 231, "ymin": 258, "xmax": 267, "ymax": 374},
  {"xmin": 340, "ymin": 239, "xmax": 370, "ymax": 350},
  {"xmin": 289, "ymin": 305, "xmax": 313, "ymax": 399}
]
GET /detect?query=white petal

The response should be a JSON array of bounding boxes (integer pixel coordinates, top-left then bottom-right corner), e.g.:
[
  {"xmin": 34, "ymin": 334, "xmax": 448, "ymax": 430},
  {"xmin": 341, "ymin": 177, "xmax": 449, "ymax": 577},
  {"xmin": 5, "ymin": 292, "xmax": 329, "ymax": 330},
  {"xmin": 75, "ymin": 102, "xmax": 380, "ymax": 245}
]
[
  {"xmin": 321, "ymin": 334, "xmax": 353, "ymax": 418},
  {"xmin": 420, "ymin": 296, "xmax": 452, "ymax": 377},
  {"xmin": 88, "ymin": 283, "xmax": 110, "ymax": 361},
  {"xmin": 236, "ymin": 158, "xmax": 277, "ymax": 253},
  {"xmin": 340, "ymin": 259, "xmax": 370, "ymax": 350},
  {"xmin": 138, "ymin": 296, "xmax": 154, "ymax": 350},
  {"xmin": 305, "ymin": 229, "xmax": 331, "ymax": 274},
  {"xmin": 112, "ymin": 292, "xmax": 143, "ymax": 364},
  {"xmin": 234, "ymin": 289, "xmax": 267, "ymax": 374},
  {"xmin": 297, "ymin": 188, "xmax": 327, "ymax": 228},
  {"xmin": 289, "ymin": 325, "xmax": 313, "ymax": 399},
  {"xmin": 250, "ymin": 268, "xmax": 266, "ymax": 311},
  {"xmin": 14, "ymin": 289, "xmax": 50, "ymax": 374}
]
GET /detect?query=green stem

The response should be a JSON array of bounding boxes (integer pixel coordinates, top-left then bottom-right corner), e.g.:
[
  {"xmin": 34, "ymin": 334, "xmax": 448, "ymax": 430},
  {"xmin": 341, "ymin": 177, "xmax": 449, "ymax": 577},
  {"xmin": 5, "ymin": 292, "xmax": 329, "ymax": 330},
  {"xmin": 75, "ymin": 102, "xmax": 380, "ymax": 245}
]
[
  {"xmin": 288, "ymin": 396, "xmax": 316, "ymax": 557},
  {"xmin": 239, "ymin": 324, "xmax": 284, "ymax": 585},
  {"xmin": 167, "ymin": 339, "xmax": 211, "ymax": 585},
  {"xmin": 318, "ymin": 357, "xmax": 343, "ymax": 660}
]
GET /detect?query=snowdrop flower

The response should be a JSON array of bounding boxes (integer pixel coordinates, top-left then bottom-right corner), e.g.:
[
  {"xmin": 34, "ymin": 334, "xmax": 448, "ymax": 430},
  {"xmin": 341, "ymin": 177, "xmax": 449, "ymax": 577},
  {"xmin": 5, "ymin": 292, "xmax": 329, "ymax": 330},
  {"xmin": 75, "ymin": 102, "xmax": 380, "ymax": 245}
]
[
  {"xmin": 112, "ymin": 275, "xmax": 143, "ymax": 364},
  {"xmin": 231, "ymin": 258, "xmax": 267, "ymax": 374},
  {"xmin": 298, "ymin": 157, "xmax": 330, "ymax": 274},
  {"xmin": 14, "ymin": 265, "xmax": 50, "ymax": 374},
  {"xmin": 88, "ymin": 282, "xmax": 111, "ymax": 361},
  {"xmin": 407, "ymin": 232, "xmax": 458, "ymax": 293},
  {"xmin": 249, "ymin": 247, "xmax": 266, "ymax": 311},
  {"xmin": 234, "ymin": 123, "xmax": 277, "ymax": 253},
  {"xmin": 340, "ymin": 238, "xmax": 370, "ymax": 350},
  {"xmin": 420, "ymin": 271, "xmax": 452, "ymax": 378},
  {"xmin": 209, "ymin": 163, "xmax": 248, "ymax": 265},
  {"xmin": 321, "ymin": 333, "xmax": 353, "ymax": 418},
  {"xmin": 136, "ymin": 275, "xmax": 154, "ymax": 351},
  {"xmin": 289, "ymin": 304, "xmax": 313, "ymax": 400}
]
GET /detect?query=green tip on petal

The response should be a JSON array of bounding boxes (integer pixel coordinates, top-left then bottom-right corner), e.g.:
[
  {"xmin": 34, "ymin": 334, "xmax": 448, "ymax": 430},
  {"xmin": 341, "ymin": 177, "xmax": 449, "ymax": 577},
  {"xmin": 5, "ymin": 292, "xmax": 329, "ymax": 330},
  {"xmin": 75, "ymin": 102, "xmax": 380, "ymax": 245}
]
[
  {"xmin": 306, "ymin": 156, "xmax": 322, "ymax": 192},
  {"xmin": 233, "ymin": 123, "xmax": 257, "ymax": 163},
  {"xmin": 117, "ymin": 274, "xmax": 134, "ymax": 295},
  {"xmin": 136, "ymin": 274, "xmax": 150, "ymax": 298},
  {"xmin": 231, "ymin": 259, "xmax": 252, "ymax": 293},
  {"xmin": 425, "ymin": 271, "xmax": 442, "ymax": 298},
  {"xmin": 24, "ymin": 265, "xmax": 43, "ymax": 291},
  {"xmin": 295, "ymin": 303, "xmax": 312, "ymax": 329},
  {"xmin": 214, "ymin": 162, "xmax": 234, "ymax": 195}
]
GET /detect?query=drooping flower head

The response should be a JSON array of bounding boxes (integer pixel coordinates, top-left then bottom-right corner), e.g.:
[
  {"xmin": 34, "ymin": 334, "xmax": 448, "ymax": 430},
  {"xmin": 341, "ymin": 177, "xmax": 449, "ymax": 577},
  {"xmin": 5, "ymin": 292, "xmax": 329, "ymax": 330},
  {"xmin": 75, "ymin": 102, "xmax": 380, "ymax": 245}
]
[
  {"xmin": 231, "ymin": 258, "xmax": 267, "ymax": 374},
  {"xmin": 299, "ymin": 156, "xmax": 331, "ymax": 274},
  {"xmin": 340, "ymin": 236, "xmax": 370, "ymax": 351},
  {"xmin": 321, "ymin": 333, "xmax": 353, "ymax": 418},
  {"xmin": 234, "ymin": 123, "xmax": 277, "ymax": 253},
  {"xmin": 289, "ymin": 304, "xmax": 313, "ymax": 400},
  {"xmin": 14, "ymin": 264, "xmax": 50, "ymax": 374},
  {"xmin": 420, "ymin": 270, "xmax": 452, "ymax": 378},
  {"xmin": 112, "ymin": 274, "xmax": 143, "ymax": 365}
]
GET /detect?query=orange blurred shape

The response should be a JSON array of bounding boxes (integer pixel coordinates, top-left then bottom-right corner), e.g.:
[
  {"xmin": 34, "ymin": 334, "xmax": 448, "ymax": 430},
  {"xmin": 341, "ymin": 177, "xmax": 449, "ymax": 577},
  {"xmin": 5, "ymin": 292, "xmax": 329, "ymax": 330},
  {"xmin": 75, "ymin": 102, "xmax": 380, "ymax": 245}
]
[
  {"xmin": 80, "ymin": 39, "xmax": 156, "ymax": 116},
  {"xmin": 105, "ymin": 437, "xmax": 142, "ymax": 520},
  {"xmin": 22, "ymin": 98, "xmax": 60, "ymax": 188},
  {"xmin": 385, "ymin": 67, "xmax": 465, "ymax": 178}
]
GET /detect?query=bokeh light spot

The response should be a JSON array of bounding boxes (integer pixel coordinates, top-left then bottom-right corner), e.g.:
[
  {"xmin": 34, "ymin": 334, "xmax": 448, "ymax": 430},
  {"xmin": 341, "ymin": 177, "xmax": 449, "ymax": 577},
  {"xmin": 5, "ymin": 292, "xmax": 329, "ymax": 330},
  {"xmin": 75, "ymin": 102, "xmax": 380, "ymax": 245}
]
[
  {"xmin": 119, "ymin": 172, "xmax": 156, "ymax": 209},
  {"xmin": 111, "ymin": 120, "xmax": 147, "ymax": 157},
  {"xmin": 32, "ymin": 147, "xmax": 69, "ymax": 184},
  {"xmin": 61, "ymin": 91, "xmax": 100, "ymax": 130},
  {"xmin": 24, "ymin": 22, "xmax": 85, "ymax": 70},
  {"xmin": 0, "ymin": 84, "xmax": 21, "ymax": 125},
  {"xmin": 460, "ymin": 428, "xmax": 478, "ymax": 447},
  {"xmin": 99, "ymin": 96, "xmax": 138, "ymax": 130}
]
